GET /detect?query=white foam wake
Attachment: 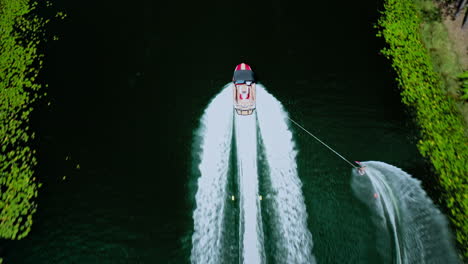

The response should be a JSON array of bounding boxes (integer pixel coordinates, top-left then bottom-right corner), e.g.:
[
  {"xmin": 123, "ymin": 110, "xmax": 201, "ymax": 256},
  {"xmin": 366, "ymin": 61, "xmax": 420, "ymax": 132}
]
[
  {"xmin": 256, "ymin": 84, "xmax": 316, "ymax": 264},
  {"xmin": 235, "ymin": 113, "xmax": 265, "ymax": 264},
  {"xmin": 351, "ymin": 161, "xmax": 460, "ymax": 264},
  {"xmin": 191, "ymin": 86, "xmax": 234, "ymax": 264}
]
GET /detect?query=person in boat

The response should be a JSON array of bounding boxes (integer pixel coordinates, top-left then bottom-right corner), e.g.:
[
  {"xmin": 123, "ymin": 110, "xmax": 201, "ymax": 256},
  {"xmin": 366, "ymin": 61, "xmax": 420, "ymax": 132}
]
[{"xmin": 232, "ymin": 63, "xmax": 256, "ymax": 115}]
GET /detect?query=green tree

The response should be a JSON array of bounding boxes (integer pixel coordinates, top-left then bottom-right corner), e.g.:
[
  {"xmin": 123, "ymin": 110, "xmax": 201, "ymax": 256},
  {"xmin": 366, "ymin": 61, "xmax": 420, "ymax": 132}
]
[{"xmin": 0, "ymin": 0, "xmax": 46, "ymax": 242}]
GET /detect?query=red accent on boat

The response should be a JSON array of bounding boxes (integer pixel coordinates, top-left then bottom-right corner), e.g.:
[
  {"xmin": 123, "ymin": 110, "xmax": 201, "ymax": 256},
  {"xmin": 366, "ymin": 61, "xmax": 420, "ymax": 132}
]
[
  {"xmin": 235, "ymin": 63, "xmax": 252, "ymax": 71},
  {"xmin": 238, "ymin": 87, "xmax": 250, "ymax": 100}
]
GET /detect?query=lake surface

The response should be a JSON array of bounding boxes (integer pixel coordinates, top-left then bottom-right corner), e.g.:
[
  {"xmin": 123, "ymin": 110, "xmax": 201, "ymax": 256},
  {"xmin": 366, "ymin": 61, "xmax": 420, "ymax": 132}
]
[{"xmin": 3, "ymin": 0, "xmax": 455, "ymax": 263}]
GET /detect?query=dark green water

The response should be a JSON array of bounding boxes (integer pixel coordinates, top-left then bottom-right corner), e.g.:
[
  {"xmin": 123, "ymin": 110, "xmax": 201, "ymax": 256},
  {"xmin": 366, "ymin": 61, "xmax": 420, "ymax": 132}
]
[{"xmin": 2, "ymin": 0, "xmax": 442, "ymax": 263}]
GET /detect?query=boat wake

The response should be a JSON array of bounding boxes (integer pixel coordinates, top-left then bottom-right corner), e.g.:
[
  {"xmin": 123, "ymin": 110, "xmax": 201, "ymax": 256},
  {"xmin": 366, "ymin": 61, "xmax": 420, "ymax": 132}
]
[
  {"xmin": 191, "ymin": 85, "xmax": 233, "ymax": 264},
  {"xmin": 191, "ymin": 84, "xmax": 315, "ymax": 263},
  {"xmin": 351, "ymin": 161, "xmax": 460, "ymax": 264},
  {"xmin": 235, "ymin": 113, "xmax": 265, "ymax": 264},
  {"xmin": 256, "ymin": 85, "xmax": 316, "ymax": 264}
]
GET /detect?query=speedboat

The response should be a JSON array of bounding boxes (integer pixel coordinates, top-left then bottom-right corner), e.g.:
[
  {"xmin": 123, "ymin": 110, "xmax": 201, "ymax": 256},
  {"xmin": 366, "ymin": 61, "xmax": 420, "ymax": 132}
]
[{"xmin": 232, "ymin": 63, "xmax": 256, "ymax": 115}]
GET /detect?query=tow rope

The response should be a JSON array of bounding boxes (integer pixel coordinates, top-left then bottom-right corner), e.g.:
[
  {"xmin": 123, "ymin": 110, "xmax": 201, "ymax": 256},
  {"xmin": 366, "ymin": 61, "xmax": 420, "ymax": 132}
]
[{"xmin": 287, "ymin": 117, "xmax": 365, "ymax": 173}]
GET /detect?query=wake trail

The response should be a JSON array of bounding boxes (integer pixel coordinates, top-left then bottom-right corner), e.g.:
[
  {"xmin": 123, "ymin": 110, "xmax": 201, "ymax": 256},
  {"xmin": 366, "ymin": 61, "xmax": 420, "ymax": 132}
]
[
  {"xmin": 235, "ymin": 113, "xmax": 265, "ymax": 264},
  {"xmin": 351, "ymin": 161, "xmax": 460, "ymax": 264},
  {"xmin": 256, "ymin": 84, "xmax": 316, "ymax": 264},
  {"xmin": 191, "ymin": 86, "xmax": 233, "ymax": 264}
]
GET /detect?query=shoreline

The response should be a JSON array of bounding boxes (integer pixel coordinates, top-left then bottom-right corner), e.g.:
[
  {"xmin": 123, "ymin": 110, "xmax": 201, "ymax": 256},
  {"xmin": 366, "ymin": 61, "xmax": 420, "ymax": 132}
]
[
  {"xmin": 377, "ymin": 0, "xmax": 468, "ymax": 260},
  {"xmin": 0, "ymin": 0, "xmax": 48, "ymax": 261},
  {"xmin": 442, "ymin": 8, "xmax": 468, "ymax": 126}
]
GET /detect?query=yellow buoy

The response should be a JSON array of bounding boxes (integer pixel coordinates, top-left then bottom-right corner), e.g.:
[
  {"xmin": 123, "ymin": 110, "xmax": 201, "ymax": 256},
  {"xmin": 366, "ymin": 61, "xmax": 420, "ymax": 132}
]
[{"xmin": 231, "ymin": 195, "xmax": 235, "ymax": 201}]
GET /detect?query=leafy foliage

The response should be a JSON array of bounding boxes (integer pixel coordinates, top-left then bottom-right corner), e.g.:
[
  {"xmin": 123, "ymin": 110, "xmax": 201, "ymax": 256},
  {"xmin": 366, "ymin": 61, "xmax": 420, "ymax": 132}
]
[
  {"xmin": 377, "ymin": 0, "xmax": 468, "ymax": 259},
  {"xmin": 460, "ymin": 71, "xmax": 468, "ymax": 99},
  {"xmin": 0, "ymin": 0, "xmax": 46, "ymax": 240}
]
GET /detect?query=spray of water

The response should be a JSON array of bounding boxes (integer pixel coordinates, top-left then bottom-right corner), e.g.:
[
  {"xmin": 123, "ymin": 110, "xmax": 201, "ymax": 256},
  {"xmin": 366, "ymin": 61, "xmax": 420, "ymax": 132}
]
[
  {"xmin": 351, "ymin": 161, "xmax": 460, "ymax": 264},
  {"xmin": 234, "ymin": 113, "xmax": 266, "ymax": 264},
  {"xmin": 256, "ymin": 84, "xmax": 316, "ymax": 264},
  {"xmin": 191, "ymin": 86, "xmax": 233, "ymax": 264},
  {"xmin": 192, "ymin": 84, "xmax": 315, "ymax": 263}
]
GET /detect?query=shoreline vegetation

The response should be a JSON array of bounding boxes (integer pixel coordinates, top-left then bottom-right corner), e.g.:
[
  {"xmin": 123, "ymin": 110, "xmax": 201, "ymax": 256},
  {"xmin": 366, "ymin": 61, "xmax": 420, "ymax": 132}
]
[
  {"xmin": 377, "ymin": 0, "xmax": 468, "ymax": 260},
  {"xmin": 0, "ymin": 0, "xmax": 47, "ymax": 261}
]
